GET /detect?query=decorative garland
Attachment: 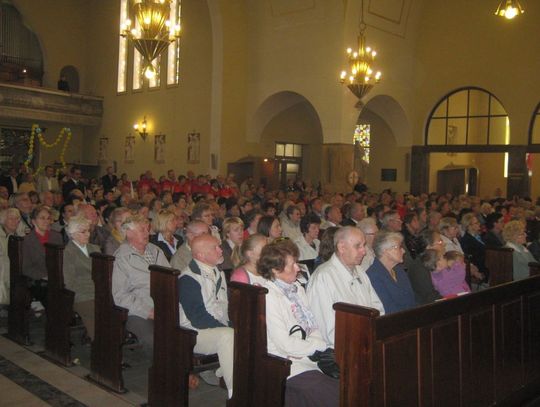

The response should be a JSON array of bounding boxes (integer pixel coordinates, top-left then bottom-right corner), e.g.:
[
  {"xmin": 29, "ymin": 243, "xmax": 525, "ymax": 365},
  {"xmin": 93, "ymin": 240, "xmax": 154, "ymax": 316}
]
[{"xmin": 25, "ymin": 124, "xmax": 73, "ymax": 175}]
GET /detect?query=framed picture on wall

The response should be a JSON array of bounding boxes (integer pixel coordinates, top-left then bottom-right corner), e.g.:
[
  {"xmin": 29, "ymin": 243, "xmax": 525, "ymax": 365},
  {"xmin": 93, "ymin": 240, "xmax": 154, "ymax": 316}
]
[
  {"xmin": 154, "ymin": 134, "xmax": 166, "ymax": 163},
  {"xmin": 98, "ymin": 137, "xmax": 108, "ymax": 163},
  {"xmin": 124, "ymin": 135, "xmax": 135, "ymax": 163},
  {"xmin": 381, "ymin": 168, "xmax": 397, "ymax": 182},
  {"xmin": 187, "ymin": 132, "xmax": 200, "ymax": 164}
]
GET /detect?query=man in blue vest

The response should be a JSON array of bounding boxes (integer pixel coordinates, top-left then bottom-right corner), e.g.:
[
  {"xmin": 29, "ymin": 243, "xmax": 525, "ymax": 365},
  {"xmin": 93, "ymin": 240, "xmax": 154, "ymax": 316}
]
[{"xmin": 178, "ymin": 234, "xmax": 234, "ymax": 398}]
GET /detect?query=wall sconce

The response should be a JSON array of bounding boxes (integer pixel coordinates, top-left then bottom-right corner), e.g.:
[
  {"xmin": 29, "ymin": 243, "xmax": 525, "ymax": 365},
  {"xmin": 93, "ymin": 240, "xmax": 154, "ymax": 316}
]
[{"xmin": 133, "ymin": 116, "xmax": 149, "ymax": 141}]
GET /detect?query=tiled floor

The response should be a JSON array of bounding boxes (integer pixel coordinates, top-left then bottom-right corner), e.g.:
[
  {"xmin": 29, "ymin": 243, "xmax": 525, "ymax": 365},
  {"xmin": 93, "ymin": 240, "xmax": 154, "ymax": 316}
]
[{"xmin": 0, "ymin": 312, "xmax": 227, "ymax": 406}]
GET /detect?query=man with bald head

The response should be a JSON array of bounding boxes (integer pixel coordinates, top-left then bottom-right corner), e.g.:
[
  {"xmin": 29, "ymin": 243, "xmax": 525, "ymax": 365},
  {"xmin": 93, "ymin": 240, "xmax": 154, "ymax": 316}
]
[
  {"xmin": 307, "ymin": 226, "xmax": 384, "ymax": 347},
  {"xmin": 170, "ymin": 220, "xmax": 210, "ymax": 271},
  {"xmin": 178, "ymin": 234, "xmax": 234, "ymax": 398}
]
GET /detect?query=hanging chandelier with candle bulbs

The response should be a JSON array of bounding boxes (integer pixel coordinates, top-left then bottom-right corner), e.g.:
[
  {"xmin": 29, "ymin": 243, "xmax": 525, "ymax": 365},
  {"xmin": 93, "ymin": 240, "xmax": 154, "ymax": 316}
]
[
  {"xmin": 120, "ymin": 0, "xmax": 181, "ymax": 79},
  {"xmin": 494, "ymin": 0, "xmax": 524, "ymax": 19},
  {"xmin": 339, "ymin": 0, "xmax": 382, "ymax": 109}
]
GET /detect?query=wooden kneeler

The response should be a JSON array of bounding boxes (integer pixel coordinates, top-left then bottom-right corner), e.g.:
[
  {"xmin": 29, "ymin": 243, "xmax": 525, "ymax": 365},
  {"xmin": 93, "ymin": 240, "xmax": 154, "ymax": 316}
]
[
  {"xmin": 7, "ymin": 235, "xmax": 32, "ymax": 345},
  {"xmin": 148, "ymin": 265, "xmax": 197, "ymax": 407},
  {"xmin": 88, "ymin": 253, "xmax": 128, "ymax": 393},
  {"xmin": 44, "ymin": 243, "xmax": 74, "ymax": 366},
  {"xmin": 227, "ymin": 282, "xmax": 291, "ymax": 407}
]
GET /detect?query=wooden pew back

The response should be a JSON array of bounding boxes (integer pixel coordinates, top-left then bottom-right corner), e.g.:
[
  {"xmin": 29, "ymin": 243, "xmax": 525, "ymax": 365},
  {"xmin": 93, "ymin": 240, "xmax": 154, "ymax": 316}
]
[
  {"xmin": 88, "ymin": 253, "xmax": 128, "ymax": 393},
  {"xmin": 44, "ymin": 243, "xmax": 74, "ymax": 366},
  {"xmin": 148, "ymin": 264, "xmax": 197, "ymax": 407},
  {"xmin": 485, "ymin": 246, "xmax": 514, "ymax": 286},
  {"xmin": 227, "ymin": 282, "xmax": 291, "ymax": 407},
  {"xmin": 334, "ymin": 276, "xmax": 540, "ymax": 407},
  {"xmin": 7, "ymin": 235, "xmax": 31, "ymax": 345}
]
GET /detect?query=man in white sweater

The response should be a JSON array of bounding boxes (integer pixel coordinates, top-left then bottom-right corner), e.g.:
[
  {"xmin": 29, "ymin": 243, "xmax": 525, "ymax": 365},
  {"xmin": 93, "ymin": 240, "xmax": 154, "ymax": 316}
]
[{"xmin": 307, "ymin": 226, "xmax": 385, "ymax": 347}]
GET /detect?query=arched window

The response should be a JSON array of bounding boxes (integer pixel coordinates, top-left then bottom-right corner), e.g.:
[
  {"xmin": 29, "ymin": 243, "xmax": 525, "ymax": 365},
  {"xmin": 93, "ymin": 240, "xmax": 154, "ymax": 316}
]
[
  {"xmin": 425, "ymin": 87, "xmax": 509, "ymax": 146},
  {"xmin": 353, "ymin": 124, "xmax": 370, "ymax": 163},
  {"xmin": 529, "ymin": 102, "xmax": 540, "ymax": 144},
  {"xmin": 117, "ymin": 0, "xmax": 181, "ymax": 93}
]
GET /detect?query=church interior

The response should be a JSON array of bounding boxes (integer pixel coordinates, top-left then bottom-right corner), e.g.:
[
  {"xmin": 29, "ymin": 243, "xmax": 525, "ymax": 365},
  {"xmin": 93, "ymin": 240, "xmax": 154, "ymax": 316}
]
[{"xmin": 1, "ymin": 0, "xmax": 540, "ymax": 406}]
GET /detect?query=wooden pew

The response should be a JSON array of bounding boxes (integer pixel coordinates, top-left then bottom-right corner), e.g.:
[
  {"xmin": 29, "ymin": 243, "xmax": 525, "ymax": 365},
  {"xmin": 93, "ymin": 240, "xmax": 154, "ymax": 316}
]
[
  {"xmin": 529, "ymin": 261, "xmax": 540, "ymax": 277},
  {"xmin": 334, "ymin": 275, "xmax": 540, "ymax": 407},
  {"xmin": 227, "ymin": 282, "xmax": 291, "ymax": 407},
  {"xmin": 7, "ymin": 235, "xmax": 32, "ymax": 345},
  {"xmin": 87, "ymin": 253, "xmax": 128, "ymax": 393},
  {"xmin": 485, "ymin": 247, "xmax": 540, "ymax": 286},
  {"xmin": 148, "ymin": 264, "xmax": 197, "ymax": 407},
  {"xmin": 485, "ymin": 246, "xmax": 513, "ymax": 286},
  {"xmin": 43, "ymin": 243, "xmax": 74, "ymax": 366}
]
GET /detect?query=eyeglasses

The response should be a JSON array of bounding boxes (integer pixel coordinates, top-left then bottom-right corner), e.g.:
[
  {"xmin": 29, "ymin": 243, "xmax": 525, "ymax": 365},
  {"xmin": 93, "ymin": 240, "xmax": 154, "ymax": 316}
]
[{"xmin": 272, "ymin": 236, "xmax": 290, "ymax": 244}]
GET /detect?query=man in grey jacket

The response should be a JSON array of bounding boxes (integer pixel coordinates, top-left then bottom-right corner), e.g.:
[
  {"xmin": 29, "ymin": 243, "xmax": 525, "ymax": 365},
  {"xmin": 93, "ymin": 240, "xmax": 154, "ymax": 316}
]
[{"xmin": 112, "ymin": 215, "xmax": 169, "ymax": 352}]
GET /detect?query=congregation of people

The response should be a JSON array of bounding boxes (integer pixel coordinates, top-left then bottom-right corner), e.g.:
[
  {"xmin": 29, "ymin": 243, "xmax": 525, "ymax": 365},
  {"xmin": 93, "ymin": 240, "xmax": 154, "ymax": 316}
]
[{"xmin": 2, "ymin": 163, "xmax": 540, "ymax": 406}]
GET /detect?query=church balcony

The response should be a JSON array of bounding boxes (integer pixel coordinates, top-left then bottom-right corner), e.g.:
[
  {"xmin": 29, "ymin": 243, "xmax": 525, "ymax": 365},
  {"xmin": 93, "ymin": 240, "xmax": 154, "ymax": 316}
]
[{"xmin": 0, "ymin": 83, "xmax": 103, "ymax": 127}]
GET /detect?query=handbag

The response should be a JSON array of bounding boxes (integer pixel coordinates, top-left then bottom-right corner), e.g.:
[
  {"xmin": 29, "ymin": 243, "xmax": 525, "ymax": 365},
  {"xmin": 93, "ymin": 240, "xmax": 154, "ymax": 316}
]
[
  {"xmin": 309, "ymin": 348, "xmax": 340, "ymax": 379},
  {"xmin": 289, "ymin": 325, "xmax": 340, "ymax": 379}
]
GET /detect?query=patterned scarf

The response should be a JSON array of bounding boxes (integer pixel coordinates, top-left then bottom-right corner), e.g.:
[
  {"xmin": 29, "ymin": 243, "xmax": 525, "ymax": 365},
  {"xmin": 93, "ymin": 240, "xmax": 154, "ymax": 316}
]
[{"xmin": 273, "ymin": 279, "xmax": 318, "ymax": 336}]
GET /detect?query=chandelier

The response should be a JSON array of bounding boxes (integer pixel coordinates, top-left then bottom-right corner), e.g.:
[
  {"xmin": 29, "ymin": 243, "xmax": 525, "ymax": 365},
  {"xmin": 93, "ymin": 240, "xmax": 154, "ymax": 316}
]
[
  {"xmin": 120, "ymin": 0, "xmax": 181, "ymax": 79},
  {"xmin": 494, "ymin": 0, "xmax": 524, "ymax": 19},
  {"xmin": 339, "ymin": 0, "xmax": 382, "ymax": 109}
]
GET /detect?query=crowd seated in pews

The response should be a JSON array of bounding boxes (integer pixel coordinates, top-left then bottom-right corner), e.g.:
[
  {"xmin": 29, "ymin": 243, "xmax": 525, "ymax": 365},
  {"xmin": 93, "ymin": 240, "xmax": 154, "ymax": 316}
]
[{"xmin": 3, "ymin": 163, "xmax": 540, "ymax": 404}]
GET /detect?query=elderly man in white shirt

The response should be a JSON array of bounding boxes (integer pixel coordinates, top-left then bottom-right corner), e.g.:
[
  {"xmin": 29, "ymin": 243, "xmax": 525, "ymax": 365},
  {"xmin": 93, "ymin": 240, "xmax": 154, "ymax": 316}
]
[{"xmin": 307, "ymin": 226, "xmax": 384, "ymax": 348}]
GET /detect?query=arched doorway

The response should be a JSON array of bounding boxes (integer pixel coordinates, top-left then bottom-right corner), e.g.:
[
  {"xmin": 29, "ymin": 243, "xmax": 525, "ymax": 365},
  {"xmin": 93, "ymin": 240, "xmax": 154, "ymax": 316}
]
[{"xmin": 255, "ymin": 91, "xmax": 323, "ymax": 189}]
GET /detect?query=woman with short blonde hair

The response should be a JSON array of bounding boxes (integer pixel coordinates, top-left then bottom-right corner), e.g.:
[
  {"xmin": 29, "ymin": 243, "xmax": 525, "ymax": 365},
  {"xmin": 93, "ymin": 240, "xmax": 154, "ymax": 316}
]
[
  {"xmin": 150, "ymin": 209, "xmax": 182, "ymax": 261},
  {"xmin": 503, "ymin": 220, "xmax": 535, "ymax": 281},
  {"xmin": 220, "ymin": 217, "xmax": 245, "ymax": 272}
]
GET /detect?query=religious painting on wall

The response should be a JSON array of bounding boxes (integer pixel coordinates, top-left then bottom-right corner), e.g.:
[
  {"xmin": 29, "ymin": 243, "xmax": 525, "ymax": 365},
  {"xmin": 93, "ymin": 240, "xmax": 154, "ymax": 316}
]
[
  {"xmin": 187, "ymin": 132, "xmax": 200, "ymax": 164},
  {"xmin": 124, "ymin": 135, "xmax": 135, "ymax": 163},
  {"xmin": 154, "ymin": 134, "xmax": 166, "ymax": 163},
  {"xmin": 98, "ymin": 137, "xmax": 108, "ymax": 163}
]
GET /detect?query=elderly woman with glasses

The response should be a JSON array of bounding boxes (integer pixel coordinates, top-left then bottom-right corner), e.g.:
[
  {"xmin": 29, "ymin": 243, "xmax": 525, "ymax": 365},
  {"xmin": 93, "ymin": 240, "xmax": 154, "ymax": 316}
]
[
  {"xmin": 439, "ymin": 217, "xmax": 464, "ymax": 253},
  {"xmin": 503, "ymin": 220, "xmax": 536, "ymax": 281},
  {"xmin": 259, "ymin": 240, "xmax": 339, "ymax": 407},
  {"xmin": 366, "ymin": 231, "xmax": 416, "ymax": 314},
  {"xmin": 63, "ymin": 215, "xmax": 101, "ymax": 339},
  {"xmin": 357, "ymin": 217, "xmax": 378, "ymax": 273},
  {"xmin": 104, "ymin": 207, "xmax": 131, "ymax": 255}
]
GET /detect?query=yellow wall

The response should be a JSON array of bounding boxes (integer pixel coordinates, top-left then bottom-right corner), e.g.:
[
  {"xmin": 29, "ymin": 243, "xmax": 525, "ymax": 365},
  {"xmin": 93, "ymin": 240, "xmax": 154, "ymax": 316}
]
[{"xmin": 8, "ymin": 0, "xmax": 540, "ymax": 196}]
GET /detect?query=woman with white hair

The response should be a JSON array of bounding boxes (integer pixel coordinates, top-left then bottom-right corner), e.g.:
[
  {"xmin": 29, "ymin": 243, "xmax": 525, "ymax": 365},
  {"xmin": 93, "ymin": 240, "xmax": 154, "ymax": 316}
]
[
  {"xmin": 63, "ymin": 214, "xmax": 101, "ymax": 339},
  {"xmin": 439, "ymin": 217, "xmax": 464, "ymax": 254},
  {"xmin": 0, "ymin": 208, "xmax": 23, "ymax": 309},
  {"xmin": 366, "ymin": 231, "xmax": 416, "ymax": 314}
]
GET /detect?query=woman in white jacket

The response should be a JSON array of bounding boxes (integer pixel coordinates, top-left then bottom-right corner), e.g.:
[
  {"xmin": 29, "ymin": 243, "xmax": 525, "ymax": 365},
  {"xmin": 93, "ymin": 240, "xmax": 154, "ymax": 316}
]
[{"xmin": 258, "ymin": 240, "xmax": 339, "ymax": 407}]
